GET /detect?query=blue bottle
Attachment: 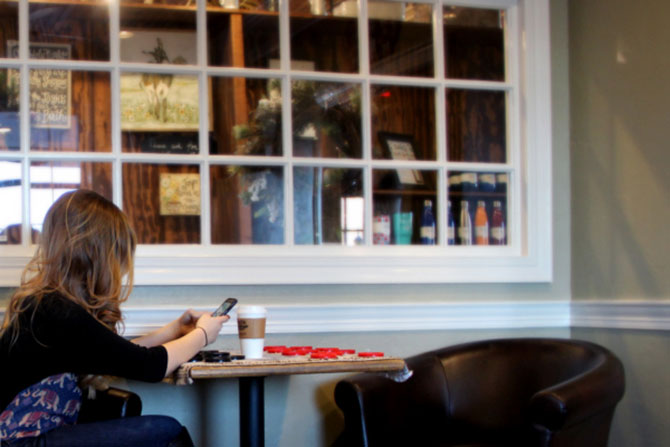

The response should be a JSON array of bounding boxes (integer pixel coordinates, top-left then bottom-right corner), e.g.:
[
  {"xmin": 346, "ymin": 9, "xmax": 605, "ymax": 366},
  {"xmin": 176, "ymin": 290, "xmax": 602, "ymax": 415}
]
[
  {"xmin": 420, "ymin": 199, "xmax": 436, "ymax": 245},
  {"xmin": 447, "ymin": 200, "xmax": 455, "ymax": 245}
]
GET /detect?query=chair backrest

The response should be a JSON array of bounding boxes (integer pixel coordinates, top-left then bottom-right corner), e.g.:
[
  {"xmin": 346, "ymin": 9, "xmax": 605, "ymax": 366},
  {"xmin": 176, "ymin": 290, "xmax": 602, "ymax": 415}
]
[{"xmin": 428, "ymin": 338, "xmax": 614, "ymax": 444}]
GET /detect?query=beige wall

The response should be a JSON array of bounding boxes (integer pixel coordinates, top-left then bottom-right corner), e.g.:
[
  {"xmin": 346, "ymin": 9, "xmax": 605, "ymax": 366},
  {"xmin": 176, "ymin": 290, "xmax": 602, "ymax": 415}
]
[{"xmin": 570, "ymin": 0, "xmax": 670, "ymax": 301}]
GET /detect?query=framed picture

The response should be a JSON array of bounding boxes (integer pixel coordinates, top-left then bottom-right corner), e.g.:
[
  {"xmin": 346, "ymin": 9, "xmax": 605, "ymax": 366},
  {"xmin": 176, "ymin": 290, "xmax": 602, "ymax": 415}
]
[
  {"xmin": 7, "ymin": 41, "xmax": 71, "ymax": 129},
  {"xmin": 378, "ymin": 132, "xmax": 424, "ymax": 186},
  {"xmin": 120, "ymin": 30, "xmax": 200, "ymax": 132}
]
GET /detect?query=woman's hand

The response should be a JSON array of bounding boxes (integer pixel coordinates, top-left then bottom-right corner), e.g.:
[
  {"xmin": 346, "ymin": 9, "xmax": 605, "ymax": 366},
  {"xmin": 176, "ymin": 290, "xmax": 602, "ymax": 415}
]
[
  {"xmin": 194, "ymin": 313, "xmax": 228, "ymax": 347},
  {"xmin": 176, "ymin": 309, "xmax": 208, "ymax": 337},
  {"xmin": 162, "ymin": 311, "xmax": 230, "ymax": 375}
]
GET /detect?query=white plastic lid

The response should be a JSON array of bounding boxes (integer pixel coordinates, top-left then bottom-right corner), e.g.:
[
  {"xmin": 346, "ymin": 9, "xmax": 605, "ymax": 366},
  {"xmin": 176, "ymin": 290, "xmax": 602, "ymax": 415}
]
[{"xmin": 237, "ymin": 305, "xmax": 267, "ymax": 318}]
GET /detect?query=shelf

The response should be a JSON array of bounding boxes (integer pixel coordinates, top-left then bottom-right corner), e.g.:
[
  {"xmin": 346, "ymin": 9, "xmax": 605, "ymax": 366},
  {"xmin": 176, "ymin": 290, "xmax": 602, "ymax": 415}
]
[{"xmin": 374, "ymin": 189, "xmax": 436, "ymax": 197}]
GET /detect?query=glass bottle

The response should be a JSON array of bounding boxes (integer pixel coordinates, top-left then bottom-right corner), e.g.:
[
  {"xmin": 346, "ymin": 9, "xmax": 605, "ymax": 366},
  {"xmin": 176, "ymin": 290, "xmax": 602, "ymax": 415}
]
[
  {"xmin": 420, "ymin": 199, "xmax": 436, "ymax": 245},
  {"xmin": 490, "ymin": 200, "xmax": 506, "ymax": 245},
  {"xmin": 474, "ymin": 200, "xmax": 489, "ymax": 245},
  {"xmin": 458, "ymin": 200, "xmax": 472, "ymax": 245},
  {"xmin": 447, "ymin": 200, "xmax": 455, "ymax": 245}
]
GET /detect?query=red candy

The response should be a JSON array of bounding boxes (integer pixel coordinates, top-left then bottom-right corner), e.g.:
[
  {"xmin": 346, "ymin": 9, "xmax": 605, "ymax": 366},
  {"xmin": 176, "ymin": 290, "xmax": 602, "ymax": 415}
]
[
  {"xmin": 358, "ymin": 352, "xmax": 384, "ymax": 358},
  {"xmin": 265, "ymin": 346, "xmax": 287, "ymax": 354},
  {"xmin": 266, "ymin": 348, "xmax": 286, "ymax": 354}
]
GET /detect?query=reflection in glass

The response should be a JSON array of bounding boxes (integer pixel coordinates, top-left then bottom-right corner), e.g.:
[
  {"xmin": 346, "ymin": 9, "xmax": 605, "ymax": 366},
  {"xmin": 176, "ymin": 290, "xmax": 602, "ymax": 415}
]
[
  {"xmin": 29, "ymin": 1, "xmax": 109, "ymax": 61},
  {"xmin": 29, "ymin": 70, "xmax": 111, "ymax": 152},
  {"xmin": 208, "ymin": 6, "xmax": 279, "ymax": 68},
  {"xmin": 0, "ymin": 1, "xmax": 18, "ymax": 58},
  {"xmin": 372, "ymin": 169, "xmax": 437, "ymax": 245},
  {"xmin": 291, "ymin": 80, "xmax": 361, "ymax": 159},
  {"xmin": 0, "ymin": 68, "xmax": 19, "ymax": 151},
  {"xmin": 289, "ymin": 0, "xmax": 358, "ymax": 73},
  {"xmin": 210, "ymin": 77, "xmax": 282, "ymax": 156},
  {"xmin": 371, "ymin": 84, "xmax": 435, "ymax": 160},
  {"xmin": 120, "ymin": 28, "xmax": 196, "ymax": 66},
  {"xmin": 447, "ymin": 170, "xmax": 508, "ymax": 246},
  {"xmin": 0, "ymin": 161, "xmax": 21, "ymax": 244},
  {"xmin": 444, "ymin": 6, "xmax": 505, "ymax": 81},
  {"xmin": 29, "ymin": 161, "xmax": 113, "ymax": 240},
  {"xmin": 210, "ymin": 165, "xmax": 284, "ymax": 245},
  {"xmin": 369, "ymin": 1, "xmax": 433, "ymax": 77},
  {"xmin": 446, "ymin": 89, "xmax": 506, "ymax": 163},
  {"xmin": 294, "ymin": 167, "xmax": 363, "ymax": 245},
  {"xmin": 123, "ymin": 163, "xmax": 201, "ymax": 244},
  {"xmin": 121, "ymin": 72, "xmax": 199, "ymax": 153}
]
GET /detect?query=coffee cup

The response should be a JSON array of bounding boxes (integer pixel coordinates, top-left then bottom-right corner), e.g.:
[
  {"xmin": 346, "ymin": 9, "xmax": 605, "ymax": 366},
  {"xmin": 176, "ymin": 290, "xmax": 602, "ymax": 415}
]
[{"xmin": 237, "ymin": 305, "xmax": 267, "ymax": 359}]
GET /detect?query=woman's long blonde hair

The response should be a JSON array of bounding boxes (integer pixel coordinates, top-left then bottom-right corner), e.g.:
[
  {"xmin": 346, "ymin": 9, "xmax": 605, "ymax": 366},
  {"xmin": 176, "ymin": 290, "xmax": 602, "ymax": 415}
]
[{"xmin": 1, "ymin": 189, "xmax": 136, "ymax": 343}]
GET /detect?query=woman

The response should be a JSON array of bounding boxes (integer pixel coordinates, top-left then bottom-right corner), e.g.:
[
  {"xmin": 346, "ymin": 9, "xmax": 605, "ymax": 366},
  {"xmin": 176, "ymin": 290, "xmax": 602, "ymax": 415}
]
[{"xmin": 0, "ymin": 190, "xmax": 228, "ymax": 446}]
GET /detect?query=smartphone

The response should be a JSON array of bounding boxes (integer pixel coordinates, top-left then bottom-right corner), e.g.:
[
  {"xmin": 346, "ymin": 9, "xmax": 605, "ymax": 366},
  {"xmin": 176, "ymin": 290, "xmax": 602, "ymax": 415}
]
[{"xmin": 212, "ymin": 297, "xmax": 238, "ymax": 317}]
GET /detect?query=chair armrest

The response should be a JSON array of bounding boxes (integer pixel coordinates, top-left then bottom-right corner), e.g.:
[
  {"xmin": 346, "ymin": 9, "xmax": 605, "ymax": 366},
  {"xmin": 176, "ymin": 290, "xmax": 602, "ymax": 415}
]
[
  {"xmin": 334, "ymin": 354, "xmax": 449, "ymax": 447},
  {"xmin": 529, "ymin": 353, "xmax": 625, "ymax": 431},
  {"xmin": 78, "ymin": 387, "xmax": 143, "ymax": 424}
]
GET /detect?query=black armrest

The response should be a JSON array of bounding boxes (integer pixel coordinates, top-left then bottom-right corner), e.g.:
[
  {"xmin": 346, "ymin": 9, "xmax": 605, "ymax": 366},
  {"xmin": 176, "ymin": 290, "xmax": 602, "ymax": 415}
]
[
  {"xmin": 529, "ymin": 353, "xmax": 624, "ymax": 431},
  {"xmin": 78, "ymin": 387, "xmax": 143, "ymax": 424}
]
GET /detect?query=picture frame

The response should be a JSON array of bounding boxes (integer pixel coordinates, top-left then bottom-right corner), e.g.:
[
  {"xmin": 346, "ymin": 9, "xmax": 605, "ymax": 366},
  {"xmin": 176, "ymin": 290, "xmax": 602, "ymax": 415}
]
[
  {"xmin": 378, "ymin": 132, "xmax": 424, "ymax": 186},
  {"xmin": 120, "ymin": 30, "xmax": 200, "ymax": 132}
]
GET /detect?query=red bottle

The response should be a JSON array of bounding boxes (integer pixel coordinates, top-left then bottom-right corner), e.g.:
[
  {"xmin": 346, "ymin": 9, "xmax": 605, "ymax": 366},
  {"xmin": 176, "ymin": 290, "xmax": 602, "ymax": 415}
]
[{"xmin": 490, "ymin": 200, "xmax": 506, "ymax": 245}]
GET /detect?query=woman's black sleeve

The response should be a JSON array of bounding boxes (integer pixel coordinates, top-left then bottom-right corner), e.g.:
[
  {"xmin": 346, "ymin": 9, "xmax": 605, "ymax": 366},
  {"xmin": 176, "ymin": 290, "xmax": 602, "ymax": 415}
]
[{"xmin": 32, "ymin": 296, "xmax": 169, "ymax": 382}]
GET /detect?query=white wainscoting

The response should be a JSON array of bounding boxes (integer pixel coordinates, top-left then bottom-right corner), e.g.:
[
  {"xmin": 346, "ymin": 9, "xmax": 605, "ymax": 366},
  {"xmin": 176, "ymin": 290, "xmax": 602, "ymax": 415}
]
[
  {"xmin": 571, "ymin": 300, "xmax": 670, "ymax": 331},
  {"xmin": 120, "ymin": 301, "xmax": 572, "ymax": 336}
]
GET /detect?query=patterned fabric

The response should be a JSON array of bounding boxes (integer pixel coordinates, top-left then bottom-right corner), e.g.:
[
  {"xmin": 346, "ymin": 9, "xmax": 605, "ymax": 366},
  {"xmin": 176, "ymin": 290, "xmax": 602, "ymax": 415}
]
[{"xmin": 0, "ymin": 373, "xmax": 81, "ymax": 441}]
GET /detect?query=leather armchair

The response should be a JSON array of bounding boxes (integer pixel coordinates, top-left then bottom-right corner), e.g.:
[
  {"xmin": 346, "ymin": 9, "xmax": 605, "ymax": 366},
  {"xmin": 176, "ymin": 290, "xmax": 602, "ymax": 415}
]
[
  {"xmin": 334, "ymin": 338, "xmax": 625, "ymax": 447},
  {"xmin": 78, "ymin": 387, "xmax": 142, "ymax": 424}
]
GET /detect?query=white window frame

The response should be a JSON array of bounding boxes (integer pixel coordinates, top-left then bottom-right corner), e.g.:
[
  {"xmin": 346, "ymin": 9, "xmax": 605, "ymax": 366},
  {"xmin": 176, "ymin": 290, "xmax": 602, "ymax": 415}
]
[{"xmin": 0, "ymin": 0, "xmax": 552, "ymax": 286}]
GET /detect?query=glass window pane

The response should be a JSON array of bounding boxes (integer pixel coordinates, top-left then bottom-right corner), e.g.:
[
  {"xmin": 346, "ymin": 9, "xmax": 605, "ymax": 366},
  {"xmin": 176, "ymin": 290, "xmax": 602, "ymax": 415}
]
[
  {"xmin": 123, "ymin": 163, "xmax": 201, "ymax": 244},
  {"xmin": 29, "ymin": 1, "xmax": 109, "ymax": 62},
  {"xmin": 448, "ymin": 170, "xmax": 508, "ymax": 246},
  {"xmin": 371, "ymin": 84, "xmax": 435, "ymax": 161},
  {"xmin": 0, "ymin": 160, "xmax": 22, "ymax": 244},
  {"xmin": 369, "ymin": 1, "xmax": 433, "ymax": 77},
  {"xmin": 0, "ymin": 68, "xmax": 20, "ymax": 151},
  {"xmin": 29, "ymin": 70, "xmax": 111, "ymax": 152},
  {"xmin": 446, "ymin": 88, "xmax": 506, "ymax": 162},
  {"xmin": 29, "ymin": 161, "xmax": 113, "ymax": 241},
  {"xmin": 211, "ymin": 77, "xmax": 282, "ymax": 156},
  {"xmin": 210, "ymin": 165, "xmax": 284, "ymax": 245},
  {"xmin": 373, "ymin": 169, "xmax": 437, "ymax": 245},
  {"xmin": 444, "ymin": 6, "xmax": 505, "ymax": 81},
  {"xmin": 121, "ymin": 72, "xmax": 199, "ymax": 153},
  {"xmin": 292, "ymin": 80, "xmax": 361, "ymax": 159},
  {"xmin": 289, "ymin": 0, "xmax": 358, "ymax": 73},
  {"xmin": 208, "ymin": 7, "xmax": 279, "ymax": 68},
  {"xmin": 0, "ymin": 0, "xmax": 18, "ymax": 58},
  {"xmin": 120, "ymin": 4, "xmax": 196, "ymax": 65},
  {"xmin": 294, "ymin": 166, "xmax": 363, "ymax": 245}
]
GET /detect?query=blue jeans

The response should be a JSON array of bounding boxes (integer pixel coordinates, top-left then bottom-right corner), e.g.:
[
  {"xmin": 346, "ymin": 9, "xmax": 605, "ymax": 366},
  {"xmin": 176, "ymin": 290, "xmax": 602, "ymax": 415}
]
[{"xmin": 1, "ymin": 415, "xmax": 193, "ymax": 447}]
